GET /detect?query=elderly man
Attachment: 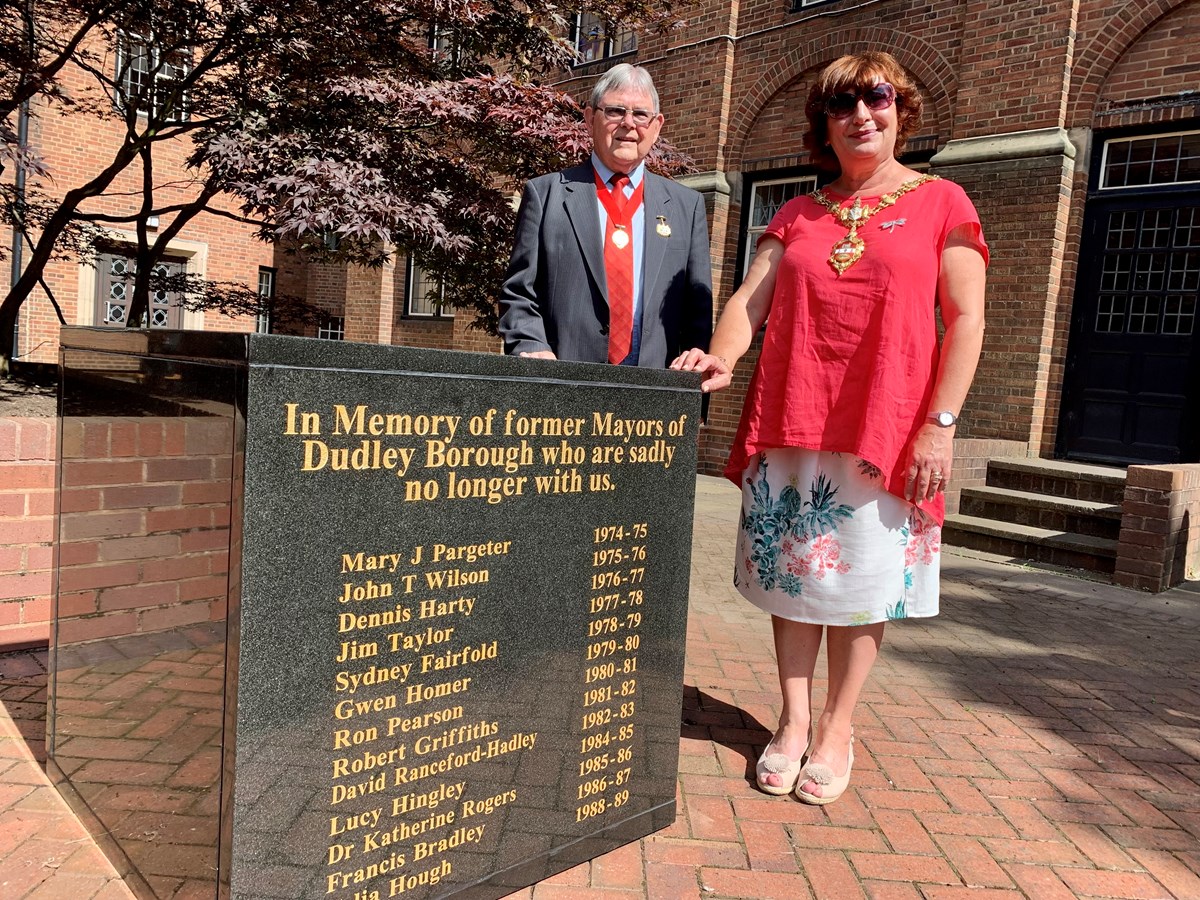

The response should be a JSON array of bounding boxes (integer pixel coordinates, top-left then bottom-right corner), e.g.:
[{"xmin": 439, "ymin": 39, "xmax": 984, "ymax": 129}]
[{"xmin": 498, "ymin": 64, "xmax": 713, "ymax": 366}]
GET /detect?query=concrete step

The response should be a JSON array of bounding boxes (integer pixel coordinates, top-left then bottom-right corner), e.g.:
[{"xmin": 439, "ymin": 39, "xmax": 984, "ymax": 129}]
[
  {"xmin": 943, "ymin": 514, "xmax": 1118, "ymax": 575},
  {"xmin": 958, "ymin": 485, "xmax": 1123, "ymax": 541},
  {"xmin": 985, "ymin": 457, "xmax": 1126, "ymax": 505},
  {"xmin": 940, "ymin": 544, "xmax": 1114, "ymax": 584}
]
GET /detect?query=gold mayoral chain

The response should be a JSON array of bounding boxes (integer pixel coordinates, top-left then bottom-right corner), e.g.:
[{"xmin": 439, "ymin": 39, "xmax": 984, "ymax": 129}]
[{"xmin": 809, "ymin": 174, "xmax": 938, "ymax": 275}]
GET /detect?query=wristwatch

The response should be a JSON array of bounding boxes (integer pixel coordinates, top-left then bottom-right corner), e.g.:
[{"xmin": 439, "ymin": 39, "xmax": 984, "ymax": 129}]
[{"xmin": 927, "ymin": 411, "xmax": 958, "ymax": 427}]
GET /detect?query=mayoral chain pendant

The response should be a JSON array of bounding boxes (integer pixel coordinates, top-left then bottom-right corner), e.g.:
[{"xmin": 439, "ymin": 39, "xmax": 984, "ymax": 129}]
[{"xmin": 811, "ymin": 175, "xmax": 937, "ymax": 276}]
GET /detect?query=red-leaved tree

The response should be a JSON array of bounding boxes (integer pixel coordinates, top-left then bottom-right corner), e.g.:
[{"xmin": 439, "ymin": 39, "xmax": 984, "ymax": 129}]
[{"xmin": 0, "ymin": 0, "xmax": 690, "ymax": 372}]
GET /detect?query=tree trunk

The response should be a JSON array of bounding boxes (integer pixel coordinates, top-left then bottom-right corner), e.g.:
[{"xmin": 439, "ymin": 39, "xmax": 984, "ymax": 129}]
[{"xmin": 0, "ymin": 142, "xmax": 143, "ymax": 368}]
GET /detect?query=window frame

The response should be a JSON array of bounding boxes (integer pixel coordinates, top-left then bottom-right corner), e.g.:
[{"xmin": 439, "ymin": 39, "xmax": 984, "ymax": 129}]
[
  {"xmin": 428, "ymin": 24, "xmax": 462, "ymax": 66},
  {"xmin": 571, "ymin": 12, "xmax": 636, "ymax": 66},
  {"xmin": 404, "ymin": 259, "xmax": 453, "ymax": 320},
  {"xmin": 317, "ymin": 316, "xmax": 345, "ymax": 340},
  {"xmin": 738, "ymin": 174, "xmax": 819, "ymax": 280},
  {"xmin": 1099, "ymin": 129, "xmax": 1200, "ymax": 192},
  {"xmin": 256, "ymin": 267, "xmax": 276, "ymax": 334},
  {"xmin": 114, "ymin": 29, "xmax": 192, "ymax": 123}
]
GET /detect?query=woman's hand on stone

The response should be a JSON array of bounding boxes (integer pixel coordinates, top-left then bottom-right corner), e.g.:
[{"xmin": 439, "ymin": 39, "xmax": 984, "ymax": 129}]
[{"xmin": 670, "ymin": 349, "xmax": 732, "ymax": 393}]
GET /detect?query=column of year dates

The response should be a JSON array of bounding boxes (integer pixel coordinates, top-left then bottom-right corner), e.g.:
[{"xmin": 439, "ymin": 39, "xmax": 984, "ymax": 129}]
[{"xmin": 574, "ymin": 522, "xmax": 649, "ymax": 823}]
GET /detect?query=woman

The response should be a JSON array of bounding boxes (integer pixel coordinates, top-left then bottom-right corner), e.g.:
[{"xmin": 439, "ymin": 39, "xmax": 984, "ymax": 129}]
[{"xmin": 672, "ymin": 51, "xmax": 987, "ymax": 804}]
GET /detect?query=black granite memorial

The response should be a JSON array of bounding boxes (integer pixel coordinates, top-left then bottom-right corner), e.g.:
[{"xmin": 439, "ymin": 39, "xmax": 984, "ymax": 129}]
[{"xmin": 49, "ymin": 327, "xmax": 701, "ymax": 900}]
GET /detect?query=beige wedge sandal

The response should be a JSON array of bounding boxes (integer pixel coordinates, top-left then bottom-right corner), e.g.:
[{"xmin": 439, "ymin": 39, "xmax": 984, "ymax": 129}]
[{"xmin": 795, "ymin": 731, "xmax": 854, "ymax": 806}]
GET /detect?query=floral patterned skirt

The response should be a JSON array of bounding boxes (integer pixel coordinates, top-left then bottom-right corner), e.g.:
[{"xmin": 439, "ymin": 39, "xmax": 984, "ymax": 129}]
[{"xmin": 734, "ymin": 449, "xmax": 940, "ymax": 626}]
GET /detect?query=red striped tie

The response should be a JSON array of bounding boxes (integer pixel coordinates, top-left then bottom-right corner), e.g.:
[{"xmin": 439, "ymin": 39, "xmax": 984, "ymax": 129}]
[{"xmin": 605, "ymin": 174, "xmax": 634, "ymax": 364}]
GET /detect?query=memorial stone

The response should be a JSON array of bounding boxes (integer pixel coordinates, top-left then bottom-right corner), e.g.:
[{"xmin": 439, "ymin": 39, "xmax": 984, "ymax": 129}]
[{"xmin": 49, "ymin": 328, "xmax": 701, "ymax": 899}]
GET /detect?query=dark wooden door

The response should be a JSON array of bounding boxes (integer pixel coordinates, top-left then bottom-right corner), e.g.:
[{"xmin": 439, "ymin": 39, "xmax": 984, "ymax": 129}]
[
  {"xmin": 95, "ymin": 252, "xmax": 185, "ymax": 329},
  {"xmin": 1059, "ymin": 194, "xmax": 1199, "ymax": 464}
]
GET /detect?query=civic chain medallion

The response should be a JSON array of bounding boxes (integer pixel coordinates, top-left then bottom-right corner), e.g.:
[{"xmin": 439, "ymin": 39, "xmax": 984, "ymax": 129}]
[{"xmin": 809, "ymin": 175, "xmax": 938, "ymax": 275}]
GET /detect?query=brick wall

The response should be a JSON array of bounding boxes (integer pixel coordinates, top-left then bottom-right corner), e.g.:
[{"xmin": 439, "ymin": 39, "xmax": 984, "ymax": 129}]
[
  {"xmin": 668, "ymin": 0, "xmax": 1200, "ymax": 483},
  {"xmin": 1115, "ymin": 464, "xmax": 1200, "ymax": 592},
  {"xmin": 939, "ymin": 156, "xmax": 1075, "ymax": 448},
  {"xmin": 0, "ymin": 419, "xmax": 56, "ymax": 648},
  {"xmin": 54, "ymin": 417, "xmax": 232, "ymax": 647}
]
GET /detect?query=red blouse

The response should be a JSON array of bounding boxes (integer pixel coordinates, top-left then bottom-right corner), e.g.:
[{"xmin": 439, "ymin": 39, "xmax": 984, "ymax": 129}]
[{"xmin": 725, "ymin": 177, "xmax": 988, "ymax": 524}]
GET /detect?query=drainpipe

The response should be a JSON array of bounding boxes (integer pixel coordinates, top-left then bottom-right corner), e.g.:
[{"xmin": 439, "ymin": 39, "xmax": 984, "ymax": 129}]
[
  {"xmin": 9, "ymin": 0, "xmax": 34, "ymax": 359},
  {"xmin": 10, "ymin": 96, "xmax": 30, "ymax": 359}
]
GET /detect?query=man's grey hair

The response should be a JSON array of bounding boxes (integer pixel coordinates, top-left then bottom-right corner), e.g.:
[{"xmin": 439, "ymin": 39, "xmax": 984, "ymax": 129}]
[{"xmin": 589, "ymin": 63, "xmax": 660, "ymax": 114}]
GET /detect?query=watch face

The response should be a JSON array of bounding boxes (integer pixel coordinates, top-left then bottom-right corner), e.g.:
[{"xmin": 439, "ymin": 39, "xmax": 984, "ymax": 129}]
[{"xmin": 936, "ymin": 412, "xmax": 956, "ymax": 427}]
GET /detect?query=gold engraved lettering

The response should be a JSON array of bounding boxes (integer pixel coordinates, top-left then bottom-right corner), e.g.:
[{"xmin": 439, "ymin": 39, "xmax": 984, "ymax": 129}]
[
  {"xmin": 330, "ymin": 806, "xmax": 381, "ymax": 837},
  {"xmin": 460, "ymin": 788, "xmax": 517, "ymax": 818},
  {"xmin": 390, "ymin": 781, "xmax": 466, "ymax": 816},
  {"xmin": 392, "ymin": 731, "xmax": 536, "ymax": 786},
  {"xmin": 430, "ymin": 541, "xmax": 512, "ymax": 564},
  {"xmin": 385, "ymin": 704, "xmax": 464, "ymax": 736},
  {"xmin": 332, "ymin": 406, "xmax": 460, "ymax": 441},
  {"xmin": 412, "ymin": 824, "xmax": 486, "ymax": 861},
  {"xmin": 424, "ymin": 439, "xmax": 533, "ymax": 473},
  {"xmin": 334, "ymin": 726, "xmax": 378, "ymax": 749},
  {"xmin": 502, "ymin": 409, "xmax": 586, "ymax": 436},
  {"xmin": 412, "ymin": 720, "xmax": 498, "ymax": 755},
  {"xmin": 302, "ymin": 440, "xmax": 412, "ymax": 475},
  {"xmin": 325, "ymin": 851, "xmax": 408, "ymax": 894},
  {"xmin": 339, "ymin": 580, "xmax": 395, "ymax": 603},
  {"xmin": 335, "ymin": 694, "xmax": 398, "ymax": 720},
  {"xmin": 386, "ymin": 626, "xmax": 455, "ymax": 654},
  {"xmin": 590, "ymin": 412, "xmax": 665, "ymax": 442},
  {"xmin": 342, "ymin": 553, "xmax": 404, "ymax": 574},
  {"xmin": 336, "ymin": 663, "xmax": 413, "ymax": 694},
  {"xmin": 332, "ymin": 744, "xmax": 407, "ymax": 779},
  {"xmin": 388, "ymin": 859, "xmax": 451, "ymax": 896},
  {"xmin": 418, "ymin": 597, "xmax": 475, "ymax": 619},
  {"xmin": 336, "ymin": 639, "xmax": 378, "ymax": 662},
  {"xmin": 331, "ymin": 770, "xmax": 388, "ymax": 805},
  {"xmin": 444, "ymin": 471, "xmax": 528, "ymax": 503},
  {"xmin": 340, "ymin": 605, "xmax": 411, "ymax": 634},
  {"xmin": 374, "ymin": 809, "xmax": 455, "ymax": 842},
  {"xmin": 424, "ymin": 567, "xmax": 489, "ymax": 589},
  {"xmin": 403, "ymin": 676, "xmax": 473, "ymax": 706},
  {"xmin": 420, "ymin": 640, "xmax": 498, "ymax": 673}
]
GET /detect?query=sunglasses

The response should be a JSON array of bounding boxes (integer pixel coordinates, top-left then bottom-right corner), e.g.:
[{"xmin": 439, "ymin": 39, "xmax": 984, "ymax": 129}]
[{"xmin": 824, "ymin": 83, "xmax": 896, "ymax": 118}]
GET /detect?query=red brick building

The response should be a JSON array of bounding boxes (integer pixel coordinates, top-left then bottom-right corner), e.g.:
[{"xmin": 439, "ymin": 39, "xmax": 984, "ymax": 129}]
[
  {"xmin": 7, "ymin": 0, "xmax": 1199, "ymax": 474},
  {"xmin": 552, "ymin": 0, "xmax": 1199, "ymax": 482}
]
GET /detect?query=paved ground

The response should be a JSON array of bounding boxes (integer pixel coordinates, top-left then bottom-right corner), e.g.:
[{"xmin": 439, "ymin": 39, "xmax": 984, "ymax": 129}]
[{"xmin": 2, "ymin": 474, "xmax": 1199, "ymax": 899}]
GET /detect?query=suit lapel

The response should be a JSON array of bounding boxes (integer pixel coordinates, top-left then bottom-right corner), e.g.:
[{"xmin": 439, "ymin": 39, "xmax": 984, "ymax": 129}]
[
  {"xmin": 641, "ymin": 173, "xmax": 670, "ymax": 316},
  {"xmin": 562, "ymin": 165, "xmax": 607, "ymax": 298}
]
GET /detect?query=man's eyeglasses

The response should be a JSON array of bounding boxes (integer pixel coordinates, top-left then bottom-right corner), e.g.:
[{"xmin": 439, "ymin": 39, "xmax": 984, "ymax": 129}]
[
  {"xmin": 600, "ymin": 105, "xmax": 657, "ymax": 127},
  {"xmin": 824, "ymin": 83, "xmax": 896, "ymax": 118}
]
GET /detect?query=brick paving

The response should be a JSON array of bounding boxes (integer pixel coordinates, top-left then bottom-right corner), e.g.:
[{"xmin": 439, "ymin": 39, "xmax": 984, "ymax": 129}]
[{"xmin": 2, "ymin": 474, "xmax": 1198, "ymax": 899}]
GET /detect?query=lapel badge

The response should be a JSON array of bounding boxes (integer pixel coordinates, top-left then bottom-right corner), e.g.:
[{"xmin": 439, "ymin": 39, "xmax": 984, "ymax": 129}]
[{"xmin": 655, "ymin": 216, "xmax": 671, "ymax": 238}]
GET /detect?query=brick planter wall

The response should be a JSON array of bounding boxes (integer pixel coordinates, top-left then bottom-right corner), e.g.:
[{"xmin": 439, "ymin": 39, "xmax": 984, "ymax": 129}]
[
  {"xmin": 1115, "ymin": 464, "xmax": 1200, "ymax": 593},
  {"xmin": 55, "ymin": 416, "xmax": 233, "ymax": 647},
  {"xmin": 1, "ymin": 415, "xmax": 233, "ymax": 651},
  {"xmin": 0, "ymin": 418, "xmax": 56, "ymax": 648}
]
